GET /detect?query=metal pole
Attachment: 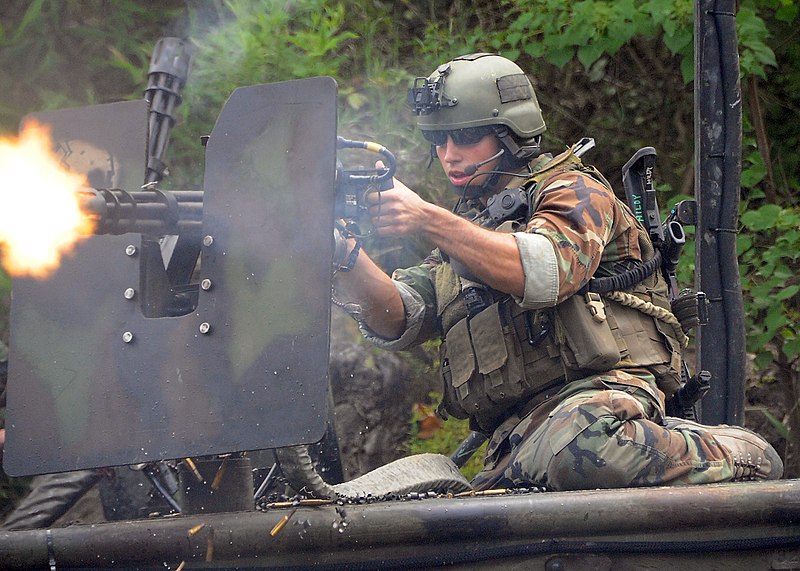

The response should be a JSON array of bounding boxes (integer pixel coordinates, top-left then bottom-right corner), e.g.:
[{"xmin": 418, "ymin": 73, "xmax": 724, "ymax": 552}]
[
  {"xmin": 1, "ymin": 481, "xmax": 798, "ymax": 569},
  {"xmin": 694, "ymin": 0, "xmax": 746, "ymax": 425}
]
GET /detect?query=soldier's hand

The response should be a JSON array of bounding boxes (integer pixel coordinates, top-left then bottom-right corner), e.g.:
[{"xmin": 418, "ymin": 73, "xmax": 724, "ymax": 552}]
[{"xmin": 367, "ymin": 161, "xmax": 430, "ymax": 237}]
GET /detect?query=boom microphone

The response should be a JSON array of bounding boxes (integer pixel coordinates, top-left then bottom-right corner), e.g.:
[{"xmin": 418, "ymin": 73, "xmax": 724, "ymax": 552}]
[{"xmin": 464, "ymin": 148, "xmax": 505, "ymax": 176}]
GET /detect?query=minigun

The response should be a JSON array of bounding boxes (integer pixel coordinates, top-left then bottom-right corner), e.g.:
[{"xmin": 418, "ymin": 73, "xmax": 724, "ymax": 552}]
[
  {"xmin": 75, "ymin": 137, "xmax": 396, "ymax": 247},
  {"xmin": 77, "ymin": 186, "xmax": 203, "ymax": 237},
  {"xmin": 5, "ymin": 74, "xmax": 343, "ymax": 484},
  {"xmin": 75, "ymin": 137, "xmax": 396, "ymax": 237}
]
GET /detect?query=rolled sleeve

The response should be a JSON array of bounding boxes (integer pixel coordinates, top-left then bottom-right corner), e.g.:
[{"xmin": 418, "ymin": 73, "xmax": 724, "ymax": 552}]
[
  {"xmin": 359, "ymin": 281, "xmax": 427, "ymax": 350},
  {"xmin": 512, "ymin": 231, "xmax": 559, "ymax": 309}
]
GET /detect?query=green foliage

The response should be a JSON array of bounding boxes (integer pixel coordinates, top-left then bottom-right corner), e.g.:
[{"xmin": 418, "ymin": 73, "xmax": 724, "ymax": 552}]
[
  {"xmin": 748, "ymin": 405, "xmax": 793, "ymax": 440},
  {"xmin": 738, "ymin": 203, "xmax": 800, "ymax": 369},
  {"xmin": 166, "ymin": 0, "xmax": 362, "ymax": 186},
  {"xmin": 747, "ymin": 1, "xmax": 800, "ymax": 207},
  {"xmin": 0, "ymin": 0, "xmax": 184, "ymax": 133},
  {"xmin": 738, "ymin": 2, "xmax": 779, "ymax": 80},
  {"xmin": 500, "ymin": 0, "xmax": 693, "ymax": 79},
  {"xmin": 190, "ymin": 0, "xmax": 356, "ymax": 88},
  {"xmin": 499, "ymin": 0, "xmax": 780, "ymax": 84},
  {"xmin": 736, "ymin": 0, "xmax": 800, "ymax": 404},
  {"xmin": 406, "ymin": 393, "xmax": 486, "ymax": 480}
]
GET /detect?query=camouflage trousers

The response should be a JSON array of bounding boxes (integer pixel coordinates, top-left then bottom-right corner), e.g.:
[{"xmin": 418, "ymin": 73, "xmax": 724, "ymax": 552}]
[{"xmin": 471, "ymin": 370, "xmax": 736, "ymax": 491}]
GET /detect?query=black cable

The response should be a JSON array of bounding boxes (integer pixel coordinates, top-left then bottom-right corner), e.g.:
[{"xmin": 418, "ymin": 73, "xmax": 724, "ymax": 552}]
[{"xmin": 584, "ymin": 250, "xmax": 662, "ymax": 294}]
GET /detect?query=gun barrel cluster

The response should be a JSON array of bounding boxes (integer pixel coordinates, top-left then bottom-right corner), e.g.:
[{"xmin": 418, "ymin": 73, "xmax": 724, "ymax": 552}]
[{"xmin": 78, "ymin": 187, "xmax": 203, "ymax": 237}]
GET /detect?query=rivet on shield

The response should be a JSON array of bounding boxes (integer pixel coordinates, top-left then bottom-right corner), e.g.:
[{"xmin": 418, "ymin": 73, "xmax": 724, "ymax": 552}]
[
  {"xmin": 123, "ymin": 288, "xmax": 136, "ymax": 300},
  {"xmin": 122, "ymin": 331, "xmax": 134, "ymax": 343},
  {"xmin": 125, "ymin": 245, "xmax": 137, "ymax": 256},
  {"xmin": 199, "ymin": 322, "xmax": 211, "ymax": 334}
]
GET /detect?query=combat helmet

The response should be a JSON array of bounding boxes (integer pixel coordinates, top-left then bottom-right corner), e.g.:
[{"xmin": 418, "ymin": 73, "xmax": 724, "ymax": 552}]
[{"xmin": 408, "ymin": 53, "xmax": 546, "ymax": 163}]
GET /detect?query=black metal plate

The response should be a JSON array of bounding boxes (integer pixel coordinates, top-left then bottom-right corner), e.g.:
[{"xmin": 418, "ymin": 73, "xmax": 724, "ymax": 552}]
[{"xmin": 4, "ymin": 77, "xmax": 338, "ymax": 475}]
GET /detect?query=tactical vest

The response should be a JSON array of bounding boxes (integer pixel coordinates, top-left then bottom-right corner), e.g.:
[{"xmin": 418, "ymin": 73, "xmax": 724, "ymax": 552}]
[{"xmin": 435, "ymin": 151, "xmax": 684, "ymax": 433}]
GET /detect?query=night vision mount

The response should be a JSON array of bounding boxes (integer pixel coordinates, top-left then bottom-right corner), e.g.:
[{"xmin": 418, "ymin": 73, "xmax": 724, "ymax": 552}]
[{"xmin": 407, "ymin": 63, "xmax": 457, "ymax": 115}]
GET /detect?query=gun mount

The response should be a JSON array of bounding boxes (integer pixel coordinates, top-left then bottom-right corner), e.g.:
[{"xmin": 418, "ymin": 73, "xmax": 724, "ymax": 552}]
[{"xmin": 334, "ymin": 135, "xmax": 396, "ymax": 222}]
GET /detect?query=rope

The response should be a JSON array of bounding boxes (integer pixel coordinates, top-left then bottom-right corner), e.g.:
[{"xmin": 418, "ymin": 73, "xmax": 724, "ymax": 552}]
[{"xmin": 606, "ymin": 290, "xmax": 689, "ymax": 348}]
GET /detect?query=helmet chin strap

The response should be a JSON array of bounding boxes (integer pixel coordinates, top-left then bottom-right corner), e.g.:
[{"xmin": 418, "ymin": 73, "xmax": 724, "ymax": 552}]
[{"xmin": 495, "ymin": 128, "xmax": 542, "ymax": 164}]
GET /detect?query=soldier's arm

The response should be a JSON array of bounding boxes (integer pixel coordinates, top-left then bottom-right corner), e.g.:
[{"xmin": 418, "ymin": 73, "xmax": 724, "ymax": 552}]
[
  {"xmin": 332, "ymin": 244, "xmax": 407, "ymax": 340},
  {"xmin": 368, "ymin": 172, "xmax": 616, "ymax": 309},
  {"xmin": 519, "ymin": 172, "xmax": 617, "ymax": 305},
  {"xmin": 368, "ymin": 180, "xmax": 527, "ymax": 297}
]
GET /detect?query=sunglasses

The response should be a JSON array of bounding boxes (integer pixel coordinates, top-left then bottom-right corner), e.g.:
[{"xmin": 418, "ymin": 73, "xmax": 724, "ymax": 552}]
[{"xmin": 421, "ymin": 125, "xmax": 497, "ymax": 147}]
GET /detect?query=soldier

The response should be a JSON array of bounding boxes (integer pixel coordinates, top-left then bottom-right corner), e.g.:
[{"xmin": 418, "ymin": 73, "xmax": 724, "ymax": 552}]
[{"xmin": 332, "ymin": 53, "xmax": 783, "ymax": 491}]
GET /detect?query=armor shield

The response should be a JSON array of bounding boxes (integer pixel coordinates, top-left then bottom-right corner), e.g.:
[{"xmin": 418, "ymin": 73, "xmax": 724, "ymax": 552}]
[{"xmin": 4, "ymin": 77, "xmax": 338, "ymax": 475}]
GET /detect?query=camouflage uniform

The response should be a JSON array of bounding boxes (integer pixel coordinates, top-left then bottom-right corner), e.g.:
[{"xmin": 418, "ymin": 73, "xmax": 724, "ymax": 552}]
[{"xmin": 360, "ymin": 152, "xmax": 747, "ymax": 492}]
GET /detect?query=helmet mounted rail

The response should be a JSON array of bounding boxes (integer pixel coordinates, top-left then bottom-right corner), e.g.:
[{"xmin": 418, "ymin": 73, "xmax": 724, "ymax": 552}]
[{"xmin": 408, "ymin": 63, "xmax": 457, "ymax": 115}]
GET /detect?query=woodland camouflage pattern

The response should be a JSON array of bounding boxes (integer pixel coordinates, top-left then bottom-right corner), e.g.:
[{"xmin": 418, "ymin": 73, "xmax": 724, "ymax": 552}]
[
  {"xmin": 525, "ymin": 160, "xmax": 644, "ymax": 300},
  {"xmin": 470, "ymin": 370, "xmax": 735, "ymax": 491},
  {"xmin": 393, "ymin": 152, "xmax": 651, "ymax": 326},
  {"xmin": 370, "ymin": 158, "xmax": 771, "ymax": 490}
]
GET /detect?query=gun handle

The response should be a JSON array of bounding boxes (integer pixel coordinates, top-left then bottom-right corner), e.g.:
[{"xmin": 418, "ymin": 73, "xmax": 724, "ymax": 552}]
[{"xmin": 622, "ymin": 147, "xmax": 662, "ymax": 242}]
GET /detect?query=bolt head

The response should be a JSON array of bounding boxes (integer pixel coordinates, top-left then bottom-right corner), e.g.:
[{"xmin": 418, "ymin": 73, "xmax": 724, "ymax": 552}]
[
  {"xmin": 125, "ymin": 245, "xmax": 137, "ymax": 256},
  {"xmin": 123, "ymin": 288, "xmax": 136, "ymax": 300},
  {"xmin": 122, "ymin": 331, "xmax": 134, "ymax": 343},
  {"xmin": 200, "ymin": 279, "xmax": 212, "ymax": 291},
  {"xmin": 202, "ymin": 235, "xmax": 214, "ymax": 247},
  {"xmin": 199, "ymin": 322, "xmax": 211, "ymax": 334}
]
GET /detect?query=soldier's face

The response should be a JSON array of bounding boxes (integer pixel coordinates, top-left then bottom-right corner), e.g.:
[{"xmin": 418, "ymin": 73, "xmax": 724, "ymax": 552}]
[{"xmin": 435, "ymin": 133, "xmax": 503, "ymax": 189}]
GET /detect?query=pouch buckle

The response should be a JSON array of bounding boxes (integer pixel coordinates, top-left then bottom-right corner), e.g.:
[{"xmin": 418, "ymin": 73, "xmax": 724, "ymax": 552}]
[{"xmin": 585, "ymin": 292, "xmax": 607, "ymax": 323}]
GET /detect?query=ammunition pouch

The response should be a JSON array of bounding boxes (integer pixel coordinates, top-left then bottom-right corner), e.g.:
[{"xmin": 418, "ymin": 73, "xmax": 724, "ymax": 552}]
[
  {"xmin": 438, "ymin": 289, "xmax": 683, "ymax": 433},
  {"xmin": 438, "ymin": 300, "xmax": 564, "ymax": 432},
  {"xmin": 555, "ymin": 293, "xmax": 621, "ymax": 371},
  {"xmin": 555, "ymin": 290, "xmax": 682, "ymax": 399}
]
